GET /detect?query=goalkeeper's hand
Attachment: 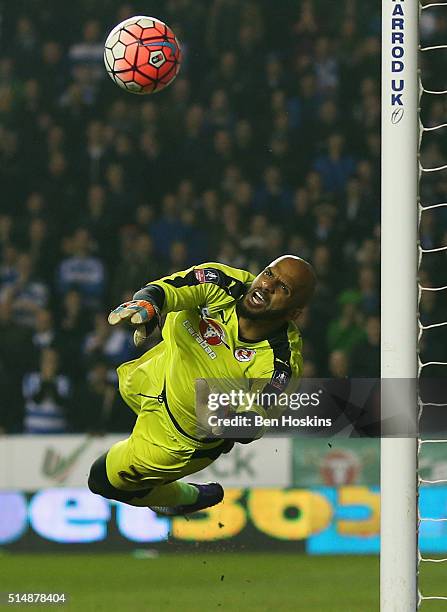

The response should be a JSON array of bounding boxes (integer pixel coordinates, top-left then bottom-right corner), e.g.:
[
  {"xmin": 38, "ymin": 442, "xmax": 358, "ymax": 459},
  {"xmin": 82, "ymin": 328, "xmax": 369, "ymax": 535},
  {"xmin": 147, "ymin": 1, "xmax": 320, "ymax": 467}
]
[{"xmin": 108, "ymin": 300, "xmax": 157, "ymax": 347}]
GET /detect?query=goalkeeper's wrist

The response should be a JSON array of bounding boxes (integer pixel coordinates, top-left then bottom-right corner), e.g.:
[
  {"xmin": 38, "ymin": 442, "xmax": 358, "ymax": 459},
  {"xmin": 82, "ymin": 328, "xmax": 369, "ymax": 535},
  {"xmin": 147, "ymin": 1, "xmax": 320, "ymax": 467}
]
[{"xmin": 132, "ymin": 284, "xmax": 165, "ymax": 315}]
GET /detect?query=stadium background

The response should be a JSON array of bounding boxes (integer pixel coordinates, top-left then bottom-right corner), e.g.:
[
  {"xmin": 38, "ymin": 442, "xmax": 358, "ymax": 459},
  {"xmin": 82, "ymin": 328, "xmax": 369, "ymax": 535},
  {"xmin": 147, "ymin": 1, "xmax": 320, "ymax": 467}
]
[{"xmin": 0, "ymin": 0, "xmax": 446, "ymax": 610}]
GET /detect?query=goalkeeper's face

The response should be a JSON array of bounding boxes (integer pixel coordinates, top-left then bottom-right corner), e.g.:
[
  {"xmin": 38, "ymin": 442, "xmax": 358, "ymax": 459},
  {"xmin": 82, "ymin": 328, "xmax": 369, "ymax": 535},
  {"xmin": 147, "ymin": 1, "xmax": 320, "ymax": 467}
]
[{"xmin": 238, "ymin": 256, "xmax": 316, "ymax": 322}]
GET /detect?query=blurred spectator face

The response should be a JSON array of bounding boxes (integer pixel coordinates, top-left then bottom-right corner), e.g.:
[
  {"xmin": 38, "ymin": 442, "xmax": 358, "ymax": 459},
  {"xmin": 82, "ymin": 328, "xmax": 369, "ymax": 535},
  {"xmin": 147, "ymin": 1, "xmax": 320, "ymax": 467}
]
[
  {"xmin": 234, "ymin": 181, "xmax": 252, "ymax": 207},
  {"xmin": 235, "ymin": 120, "xmax": 252, "ymax": 146},
  {"xmin": 87, "ymin": 121, "xmax": 105, "ymax": 146},
  {"xmin": 42, "ymin": 41, "xmax": 62, "ymax": 65},
  {"xmin": 171, "ymin": 78, "xmax": 190, "ymax": 103},
  {"xmin": 140, "ymin": 101, "xmax": 158, "ymax": 123},
  {"xmin": 140, "ymin": 132, "xmax": 159, "ymax": 156},
  {"xmin": 0, "ymin": 300, "xmax": 13, "ymax": 324},
  {"xmin": 361, "ymin": 78, "xmax": 376, "ymax": 97},
  {"xmin": 306, "ymin": 171, "xmax": 322, "ymax": 193},
  {"xmin": 202, "ymin": 190, "xmax": 219, "ymax": 215},
  {"xmin": 29, "ymin": 218, "xmax": 47, "ymax": 242},
  {"xmin": 24, "ymin": 79, "xmax": 39, "ymax": 101},
  {"xmin": 109, "ymin": 99, "xmax": 129, "ymax": 121},
  {"xmin": 185, "ymin": 105, "xmax": 204, "ymax": 133},
  {"xmin": 210, "ymin": 89, "xmax": 229, "ymax": 113},
  {"xmin": 0, "ymin": 58, "xmax": 13, "ymax": 81},
  {"xmin": 221, "ymin": 51, "xmax": 237, "ymax": 75},
  {"xmin": 359, "ymin": 267, "xmax": 376, "ymax": 291},
  {"xmin": 222, "ymin": 164, "xmax": 241, "ymax": 191},
  {"xmin": 223, "ymin": 203, "xmax": 239, "ymax": 229},
  {"xmin": 294, "ymin": 188, "xmax": 309, "ymax": 214},
  {"xmin": 273, "ymin": 111, "xmax": 289, "ymax": 133},
  {"xmin": 90, "ymin": 362, "xmax": 108, "ymax": 385},
  {"xmin": 250, "ymin": 214, "xmax": 268, "ymax": 235},
  {"xmin": 319, "ymin": 100, "xmax": 337, "ymax": 124},
  {"xmin": 88, "ymin": 184, "xmax": 105, "ymax": 210},
  {"xmin": 178, "ymin": 179, "xmax": 194, "ymax": 203},
  {"xmin": 17, "ymin": 253, "xmax": 33, "ymax": 279},
  {"xmin": 315, "ymin": 37, "xmax": 330, "ymax": 59},
  {"xmin": 48, "ymin": 153, "xmax": 67, "ymax": 177},
  {"xmin": 181, "ymin": 209, "xmax": 196, "ymax": 226},
  {"xmin": 300, "ymin": 74, "xmax": 316, "ymax": 97},
  {"xmin": 303, "ymin": 361, "xmax": 317, "ymax": 377},
  {"xmin": 357, "ymin": 160, "xmax": 373, "ymax": 182},
  {"xmin": 2, "ymin": 244, "xmax": 18, "ymax": 266},
  {"xmin": 135, "ymin": 204, "xmax": 154, "ymax": 226},
  {"xmin": 420, "ymin": 291, "xmax": 436, "ymax": 313},
  {"xmin": 64, "ymin": 289, "xmax": 82, "ymax": 313},
  {"xmin": 341, "ymin": 302, "xmax": 360, "ymax": 323},
  {"xmin": 342, "ymin": 17, "xmax": 356, "ymax": 37},
  {"xmin": 239, "ymin": 23, "xmax": 257, "ymax": 47},
  {"xmin": 313, "ymin": 245, "xmax": 330, "ymax": 269},
  {"xmin": 40, "ymin": 347, "xmax": 59, "ymax": 373},
  {"xmin": 366, "ymin": 317, "xmax": 380, "ymax": 345},
  {"xmin": 346, "ymin": 178, "xmax": 360, "ymax": 199},
  {"xmin": 266, "ymin": 57, "xmax": 282, "ymax": 82},
  {"xmin": 271, "ymin": 137, "xmax": 288, "ymax": 157},
  {"xmin": 115, "ymin": 133, "xmax": 131, "ymax": 155},
  {"xmin": 72, "ymin": 229, "xmax": 91, "ymax": 256},
  {"xmin": 315, "ymin": 206, "xmax": 335, "ymax": 229},
  {"xmin": 357, "ymin": 239, "xmax": 379, "ymax": 265},
  {"xmin": 328, "ymin": 134, "xmax": 344, "ymax": 157},
  {"xmin": 47, "ymin": 125, "xmax": 64, "ymax": 150},
  {"xmin": 329, "ymin": 350, "xmax": 349, "ymax": 377},
  {"xmin": 0, "ymin": 215, "xmax": 13, "ymax": 240},
  {"xmin": 170, "ymin": 241, "xmax": 187, "ymax": 266},
  {"xmin": 35, "ymin": 309, "xmax": 53, "ymax": 332},
  {"xmin": 288, "ymin": 235, "xmax": 309, "ymax": 257},
  {"xmin": 106, "ymin": 163, "xmax": 124, "ymax": 189},
  {"xmin": 265, "ymin": 226, "xmax": 284, "ymax": 255},
  {"xmin": 135, "ymin": 234, "xmax": 153, "ymax": 258},
  {"xmin": 364, "ymin": 36, "xmax": 380, "ymax": 57},
  {"xmin": 271, "ymin": 90, "xmax": 286, "ymax": 114},
  {"xmin": 83, "ymin": 20, "xmax": 100, "ymax": 43},
  {"xmin": 162, "ymin": 194, "xmax": 177, "ymax": 216},
  {"xmin": 93, "ymin": 312, "xmax": 108, "ymax": 333},
  {"xmin": 214, "ymin": 130, "xmax": 232, "ymax": 155},
  {"xmin": 264, "ymin": 166, "xmax": 281, "ymax": 188}
]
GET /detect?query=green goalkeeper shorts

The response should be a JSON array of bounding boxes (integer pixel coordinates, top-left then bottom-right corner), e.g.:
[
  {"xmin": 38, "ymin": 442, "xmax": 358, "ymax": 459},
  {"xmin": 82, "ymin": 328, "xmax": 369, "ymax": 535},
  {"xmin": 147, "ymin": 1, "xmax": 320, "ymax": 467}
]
[{"xmin": 106, "ymin": 393, "xmax": 224, "ymax": 491}]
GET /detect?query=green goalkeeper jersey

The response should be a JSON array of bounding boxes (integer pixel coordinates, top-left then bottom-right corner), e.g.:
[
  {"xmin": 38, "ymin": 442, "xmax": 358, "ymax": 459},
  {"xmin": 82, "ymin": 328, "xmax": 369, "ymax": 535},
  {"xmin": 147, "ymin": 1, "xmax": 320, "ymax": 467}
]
[{"xmin": 117, "ymin": 262, "xmax": 303, "ymax": 443}]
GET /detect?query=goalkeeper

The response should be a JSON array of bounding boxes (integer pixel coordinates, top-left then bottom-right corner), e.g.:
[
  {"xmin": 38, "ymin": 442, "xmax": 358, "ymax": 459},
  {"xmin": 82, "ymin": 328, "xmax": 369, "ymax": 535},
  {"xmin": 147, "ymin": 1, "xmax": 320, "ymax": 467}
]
[{"xmin": 88, "ymin": 256, "xmax": 315, "ymax": 515}]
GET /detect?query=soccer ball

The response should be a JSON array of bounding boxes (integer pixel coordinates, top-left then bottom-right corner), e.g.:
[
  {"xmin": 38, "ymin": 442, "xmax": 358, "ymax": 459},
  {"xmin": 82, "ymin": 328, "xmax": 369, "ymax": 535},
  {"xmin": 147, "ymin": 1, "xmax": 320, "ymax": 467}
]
[{"xmin": 104, "ymin": 16, "xmax": 182, "ymax": 95}]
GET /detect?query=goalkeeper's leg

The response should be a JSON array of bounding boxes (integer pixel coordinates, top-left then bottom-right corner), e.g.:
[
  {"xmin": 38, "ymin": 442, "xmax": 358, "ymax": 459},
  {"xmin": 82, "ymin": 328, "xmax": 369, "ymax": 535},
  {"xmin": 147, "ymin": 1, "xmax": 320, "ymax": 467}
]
[{"xmin": 87, "ymin": 438, "xmax": 224, "ymax": 514}]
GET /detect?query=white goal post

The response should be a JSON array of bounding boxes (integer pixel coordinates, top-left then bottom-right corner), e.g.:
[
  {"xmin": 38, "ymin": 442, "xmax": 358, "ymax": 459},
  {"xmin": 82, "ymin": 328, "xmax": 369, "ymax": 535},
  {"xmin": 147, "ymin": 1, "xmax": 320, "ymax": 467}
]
[{"xmin": 380, "ymin": 0, "xmax": 418, "ymax": 610}]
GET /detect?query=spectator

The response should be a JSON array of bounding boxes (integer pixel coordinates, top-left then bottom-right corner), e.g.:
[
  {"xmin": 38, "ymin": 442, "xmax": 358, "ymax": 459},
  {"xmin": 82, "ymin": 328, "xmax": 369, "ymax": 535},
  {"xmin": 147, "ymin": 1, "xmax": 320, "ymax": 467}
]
[
  {"xmin": 57, "ymin": 228, "xmax": 105, "ymax": 309},
  {"xmin": 83, "ymin": 312, "xmax": 136, "ymax": 367},
  {"xmin": 327, "ymin": 291, "xmax": 367, "ymax": 355},
  {"xmin": 350, "ymin": 316, "xmax": 380, "ymax": 377},
  {"xmin": 0, "ymin": 252, "xmax": 49, "ymax": 327},
  {"xmin": 22, "ymin": 348, "xmax": 71, "ymax": 433},
  {"xmin": 112, "ymin": 233, "xmax": 165, "ymax": 304},
  {"xmin": 71, "ymin": 360, "xmax": 134, "ymax": 433}
]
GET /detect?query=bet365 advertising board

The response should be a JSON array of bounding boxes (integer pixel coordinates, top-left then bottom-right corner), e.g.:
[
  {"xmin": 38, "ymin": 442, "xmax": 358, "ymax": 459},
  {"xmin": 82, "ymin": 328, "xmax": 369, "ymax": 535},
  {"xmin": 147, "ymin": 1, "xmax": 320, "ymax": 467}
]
[{"xmin": 1, "ymin": 436, "xmax": 446, "ymax": 553}]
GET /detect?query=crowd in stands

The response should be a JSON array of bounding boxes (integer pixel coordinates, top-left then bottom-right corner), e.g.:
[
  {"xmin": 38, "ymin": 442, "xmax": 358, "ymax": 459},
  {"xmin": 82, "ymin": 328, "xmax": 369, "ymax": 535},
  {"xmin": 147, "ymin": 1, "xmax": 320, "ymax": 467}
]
[{"xmin": 0, "ymin": 0, "xmax": 445, "ymax": 433}]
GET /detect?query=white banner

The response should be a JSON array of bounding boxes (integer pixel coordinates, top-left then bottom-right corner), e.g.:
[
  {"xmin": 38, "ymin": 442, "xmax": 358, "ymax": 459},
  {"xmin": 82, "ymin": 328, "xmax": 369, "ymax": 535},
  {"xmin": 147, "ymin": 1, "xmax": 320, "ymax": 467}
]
[{"xmin": 0, "ymin": 435, "xmax": 292, "ymax": 490}]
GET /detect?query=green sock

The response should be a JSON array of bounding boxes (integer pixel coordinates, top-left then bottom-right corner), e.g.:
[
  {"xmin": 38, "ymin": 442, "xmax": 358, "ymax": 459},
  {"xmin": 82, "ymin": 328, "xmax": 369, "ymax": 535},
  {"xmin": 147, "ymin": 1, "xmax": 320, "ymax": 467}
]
[{"xmin": 127, "ymin": 481, "xmax": 199, "ymax": 507}]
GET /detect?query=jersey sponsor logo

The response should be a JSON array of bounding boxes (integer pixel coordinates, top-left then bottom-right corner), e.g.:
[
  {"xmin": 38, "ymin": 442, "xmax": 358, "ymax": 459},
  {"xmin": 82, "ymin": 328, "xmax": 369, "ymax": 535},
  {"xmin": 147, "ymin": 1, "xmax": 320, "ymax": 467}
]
[
  {"xmin": 194, "ymin": 268, "xmax": 220, "ymax": 284},
  {"xmin": 182, "ymin": 320, "xmax": 217, "ymax": 359},
  {"xmin": 234, "ymin": 348, "xmax": 256, "ymax": 362},
  {"xmin": 199, "ymin": 318, "xmax": 225, "ymax": 346},
  {"xmin": 271, "ymin": 370, "xmax": 290, "ymax": 390}
]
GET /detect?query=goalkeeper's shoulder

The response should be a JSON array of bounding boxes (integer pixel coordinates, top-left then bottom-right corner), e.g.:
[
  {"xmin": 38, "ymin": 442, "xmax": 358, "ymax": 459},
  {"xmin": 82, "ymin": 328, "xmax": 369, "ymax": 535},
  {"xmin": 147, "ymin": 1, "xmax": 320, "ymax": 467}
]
[
  {"xmin": 142, "ymin": 261, "xmax": 254, "ymax": 289},
  {"xmin": 192, "ymin": 261, "xmax": 255, "ymax": 286}
]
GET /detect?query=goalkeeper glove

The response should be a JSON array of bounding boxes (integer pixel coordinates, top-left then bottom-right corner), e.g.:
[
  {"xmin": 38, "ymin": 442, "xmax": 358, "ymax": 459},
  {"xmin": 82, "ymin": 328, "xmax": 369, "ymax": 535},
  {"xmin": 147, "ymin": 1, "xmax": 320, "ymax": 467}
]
[{"xmin": 108, "ymin": 300, "xmax": 158, "ymax": 347}]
